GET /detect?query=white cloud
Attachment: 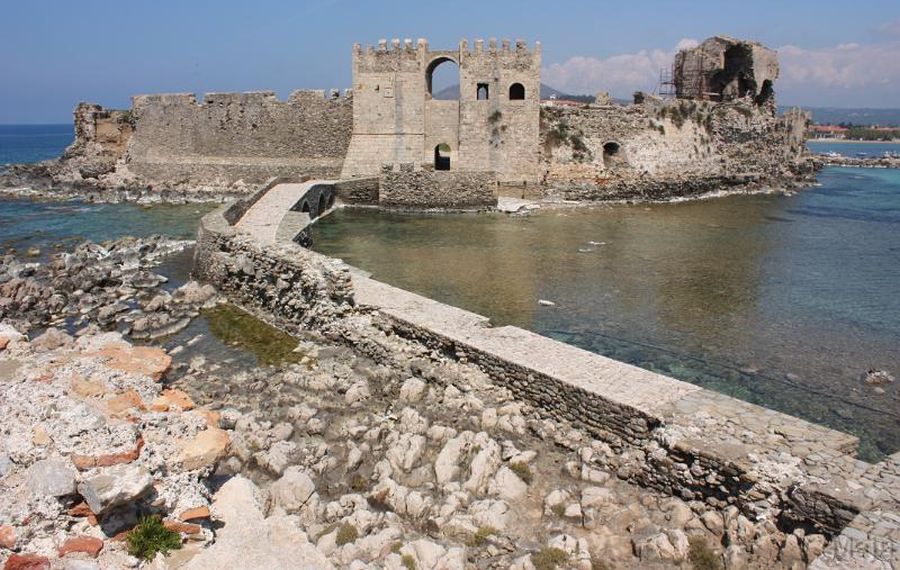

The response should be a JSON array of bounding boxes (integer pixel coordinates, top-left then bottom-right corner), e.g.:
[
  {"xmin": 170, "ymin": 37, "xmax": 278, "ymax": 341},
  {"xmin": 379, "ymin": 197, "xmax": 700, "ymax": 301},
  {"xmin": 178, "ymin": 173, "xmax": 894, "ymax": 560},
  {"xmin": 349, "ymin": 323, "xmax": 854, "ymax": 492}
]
[
  {"xmin": 542, "ymin": 39, "xmax": 697, "ymax": 96},
  {"xmin": 778, "ymin": 41, "xmax": 900, "ymax": 89},
  {"xmin": 877, "ymin": 19, "xmax": 900, "ymax": 39},
  {"xmin": 543, "ymin": 38, "xmax": 900, "ymax": 106}
]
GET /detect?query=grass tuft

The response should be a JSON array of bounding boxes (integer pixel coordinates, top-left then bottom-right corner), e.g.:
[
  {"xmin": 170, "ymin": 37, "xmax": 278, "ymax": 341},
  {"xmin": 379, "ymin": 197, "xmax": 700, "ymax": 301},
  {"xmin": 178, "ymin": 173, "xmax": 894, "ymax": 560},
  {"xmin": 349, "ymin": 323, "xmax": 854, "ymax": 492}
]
[
  {"xmin": 126, "ymin": 516, "xmax": 182, "ymax": 561},
  {"xmin": 335, "ymin": 523, "xmax": 359, "ymax": 546},
  {"xmin": 688, "ymin": 537, "xmax": 723, "ymax": 570},
  {"xmin": 467, "ymin": 526, "xmax": 497, "ymax": 547},
  {"xmin": 532, "ymin": 546, "xmax": 568, "ymax": 570},
  {"xmin": 401, "ymin": 553, "xmax": 417, "ymax": 570},
  {"xmin": 509, "ymin": 461, "xmax": 533, "ymax": 484}
]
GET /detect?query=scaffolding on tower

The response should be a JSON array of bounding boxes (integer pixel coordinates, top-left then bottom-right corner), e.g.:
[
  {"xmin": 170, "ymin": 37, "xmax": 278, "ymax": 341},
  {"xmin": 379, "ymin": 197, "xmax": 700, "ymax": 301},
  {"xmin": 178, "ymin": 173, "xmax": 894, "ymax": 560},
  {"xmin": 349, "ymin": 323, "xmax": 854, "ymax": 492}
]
[{"xmin": 658, "ymin": 66, "xmax": 676, "ymax": 99}]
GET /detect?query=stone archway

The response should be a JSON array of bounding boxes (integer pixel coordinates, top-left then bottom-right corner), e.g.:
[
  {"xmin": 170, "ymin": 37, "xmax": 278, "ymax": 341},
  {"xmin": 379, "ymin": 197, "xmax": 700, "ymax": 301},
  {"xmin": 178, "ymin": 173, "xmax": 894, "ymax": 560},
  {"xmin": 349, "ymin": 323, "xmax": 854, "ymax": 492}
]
[
  {"xmin": 434, "ymin": 143, "xmax": 451, "ymax": 170},
  {"xmin": 426, "ymin": 57, "xmax": 459, "ymax": 99}
]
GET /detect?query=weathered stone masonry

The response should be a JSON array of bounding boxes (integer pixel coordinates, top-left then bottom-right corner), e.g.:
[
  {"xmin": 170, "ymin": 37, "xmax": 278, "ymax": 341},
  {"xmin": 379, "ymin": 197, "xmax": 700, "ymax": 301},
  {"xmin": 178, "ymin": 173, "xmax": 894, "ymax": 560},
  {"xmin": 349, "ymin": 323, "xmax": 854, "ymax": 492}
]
[
  {"xmin": 340, "ymin": 38, "xmax": 541, "ymax": 184},
  {"xmin": 128, "ymin": 90, "xmax": 352, "ymax": 186},
  {"xmin": 43, "ymin": 35, "xmax": 815, "ymax": 204},
  {"xmin": 379, "ymin": 164, "xmax": 496, "ymax": 209}
]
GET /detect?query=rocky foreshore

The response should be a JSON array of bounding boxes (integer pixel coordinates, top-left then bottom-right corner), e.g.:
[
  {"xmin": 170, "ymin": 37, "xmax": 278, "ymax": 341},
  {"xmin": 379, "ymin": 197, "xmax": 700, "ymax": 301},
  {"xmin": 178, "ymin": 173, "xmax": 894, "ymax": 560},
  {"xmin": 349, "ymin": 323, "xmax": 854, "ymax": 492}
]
[
  {"xmin": 816, "ymin": 154, "xmax": 900, "ymax": 169},
  {"xmin": 0, "ymin": 236, "xmax": 835, "ymax": 569},
  {"xmin": 0, "ymin": 162, "xmax": 241, "ymax": 205}
]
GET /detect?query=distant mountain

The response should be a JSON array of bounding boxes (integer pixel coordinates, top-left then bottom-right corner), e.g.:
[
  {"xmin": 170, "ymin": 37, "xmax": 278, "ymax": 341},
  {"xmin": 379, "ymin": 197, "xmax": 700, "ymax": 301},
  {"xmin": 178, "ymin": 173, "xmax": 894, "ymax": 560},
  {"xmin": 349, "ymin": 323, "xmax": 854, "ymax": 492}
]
[
  {"xmin": 779, "ymin": 106, "xmax": 900, "ymax": 127},
  {"xmin": 433, "ymin": 83, "xmax": 599, "ymax": 102}
]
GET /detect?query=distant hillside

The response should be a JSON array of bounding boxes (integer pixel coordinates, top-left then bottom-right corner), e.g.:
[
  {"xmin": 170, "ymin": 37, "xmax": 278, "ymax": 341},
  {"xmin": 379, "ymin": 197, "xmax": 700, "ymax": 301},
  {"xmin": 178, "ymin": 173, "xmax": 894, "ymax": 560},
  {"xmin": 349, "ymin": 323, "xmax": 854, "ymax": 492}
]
[{"xmin": 779, "ymin": 106, "xmax": 900, "ymax": 127}]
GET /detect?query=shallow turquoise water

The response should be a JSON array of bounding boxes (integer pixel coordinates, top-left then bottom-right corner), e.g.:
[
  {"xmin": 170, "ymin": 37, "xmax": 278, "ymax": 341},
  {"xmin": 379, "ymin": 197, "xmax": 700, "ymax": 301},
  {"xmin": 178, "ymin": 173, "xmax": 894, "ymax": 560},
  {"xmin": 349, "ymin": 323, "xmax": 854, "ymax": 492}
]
[
  {"xmin": 0, "ymin": 198, "xmax": 216, "ymax": 256},
  {"xmin": 311, "ymin": 167, "xmax": 900, "ymax": 460}
]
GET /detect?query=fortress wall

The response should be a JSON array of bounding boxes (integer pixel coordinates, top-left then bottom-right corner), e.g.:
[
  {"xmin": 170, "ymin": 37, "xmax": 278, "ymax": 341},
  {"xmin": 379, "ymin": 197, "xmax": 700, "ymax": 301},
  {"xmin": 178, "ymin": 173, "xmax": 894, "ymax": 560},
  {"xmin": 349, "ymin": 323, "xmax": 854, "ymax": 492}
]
[
  {"xmin": 127, "ymin": 90, "xmax": 353, "ymax": 187},
  {"xmin": 378, "ymin": 164, "xmax": 496, "ymax": 209},
  {"xmin": 458, "ymin": 39, "xmax": 542, "ymax": 183},
  {"xmin": 540, "ymin": 99, "xmax": 813, "ymax": 200},
  {"xmin": 341, "ymin": 42, "xmax": 428, "ymax": 178}
]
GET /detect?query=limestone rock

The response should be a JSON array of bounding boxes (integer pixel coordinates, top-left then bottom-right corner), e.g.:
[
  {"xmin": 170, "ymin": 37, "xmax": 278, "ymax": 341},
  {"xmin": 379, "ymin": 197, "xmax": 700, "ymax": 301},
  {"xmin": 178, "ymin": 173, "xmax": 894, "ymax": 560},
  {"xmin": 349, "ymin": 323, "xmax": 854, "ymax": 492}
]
[
  {"xmin": 399, "ymin": 377, "xmax": 427, "ymax": 403},
  {"xmin": 463, "ymin": 435, "xmax": 501, "ymax": 494},
  {"xmin": 581, "ymin": 486, "xmax": 615, "ymax": 509},
  {"xmin": 182, "ymin": 476, "xmax": 332, "ymax": 570},
  {"xmin": 386, "ymin": 433, "xmax": 426, "ymax": 473},
  {"xmin": 90, "ymin": 343, "xmax": 171, "ymax": 381},
  {"xmin": 489, "ymin": 466, "xmax": 528, "ymax": 500},
  {"xmin": 269, "ymin": 466, "xmax": 317, "ymax": 514},
  {"xmin": 26, "ymin": 458, "xmax": 77, "ymax": 497},
  {"xmin": 435, "ymin": 433, "xmax": 470, "ymax": 484},
  {"xmin": 344, "ymin": 380, "xmax": 370, "ymax": 405},
  {"xmin": 177, "ymin": 427, "xmax": 230, "ymax": 471},
  {"xmin": 701, "ymin": 510, "xmax": 725, "ymax": 536},
  {"xmin": 77, "ymin": 464, "xmax": 153, "ymax": 514},
  {"xmin": 253, "ymin": 440, "xmax": 299, "ymax": 476},
  {"xmin": 861, "ymin": 369, "xmax": 895, "ymax": 385}
]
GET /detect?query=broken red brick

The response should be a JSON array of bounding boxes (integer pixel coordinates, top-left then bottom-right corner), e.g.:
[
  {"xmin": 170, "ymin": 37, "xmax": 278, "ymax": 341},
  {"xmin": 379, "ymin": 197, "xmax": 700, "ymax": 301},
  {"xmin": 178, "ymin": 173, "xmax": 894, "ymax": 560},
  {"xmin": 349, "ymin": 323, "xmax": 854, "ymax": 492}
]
[
  {"xmin": 3, "ymin": 554, "xmax": 50, "ymax": 570},
  {"xmin": 71, "ymin": 436, "xmax": 144, "ymax": 470},
  {"xmin": 58, "ymin": 536, "xmax": 103, "ymax": 558},
  {"xmin": 178, "ymin": 506, "xmax": 210, "ymax": 522}
]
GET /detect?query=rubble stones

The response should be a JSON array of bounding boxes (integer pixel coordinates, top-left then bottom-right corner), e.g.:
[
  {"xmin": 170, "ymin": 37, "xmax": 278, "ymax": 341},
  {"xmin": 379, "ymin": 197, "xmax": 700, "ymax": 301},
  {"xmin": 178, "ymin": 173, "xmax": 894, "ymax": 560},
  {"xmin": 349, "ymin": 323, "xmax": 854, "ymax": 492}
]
[
  {"xmin": 25, "ymin": 458, "xmax": 77, "ymax": 497},
  {"xmin": 177, "ymin": 427, "xmax": 230, "ymax": 471},
  {"xmin": 77, "ymin": 464, "xmax": 153, "ymax": 514}
]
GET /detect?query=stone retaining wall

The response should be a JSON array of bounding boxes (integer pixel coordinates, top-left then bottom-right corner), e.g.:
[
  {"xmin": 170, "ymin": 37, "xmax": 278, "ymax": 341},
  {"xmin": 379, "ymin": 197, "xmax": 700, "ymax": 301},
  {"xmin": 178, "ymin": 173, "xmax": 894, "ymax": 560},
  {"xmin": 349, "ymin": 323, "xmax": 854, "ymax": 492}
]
[
  {"xmin": 379, "ymin": 165, "xmax": 497, "ymax": 209},
  {"xmin": 194, "ymin": 202, "xmax": 354, "ymax": 329},
  {"xmin": 334, "ymin": 177, "xmax": 380, "ymax": 205}
]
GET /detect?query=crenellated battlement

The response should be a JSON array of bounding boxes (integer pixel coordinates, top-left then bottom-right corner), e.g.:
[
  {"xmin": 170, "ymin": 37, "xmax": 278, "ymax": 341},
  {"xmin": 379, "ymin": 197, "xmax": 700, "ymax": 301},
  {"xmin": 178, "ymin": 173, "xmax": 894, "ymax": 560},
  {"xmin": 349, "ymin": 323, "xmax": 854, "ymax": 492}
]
[
  {"xmin": 458, "ymin": 37, "xmax": 541, "ymax": 57},
  {"xmin": 132, "ymin": 90, "xmax": 351, "ymax": 113}
]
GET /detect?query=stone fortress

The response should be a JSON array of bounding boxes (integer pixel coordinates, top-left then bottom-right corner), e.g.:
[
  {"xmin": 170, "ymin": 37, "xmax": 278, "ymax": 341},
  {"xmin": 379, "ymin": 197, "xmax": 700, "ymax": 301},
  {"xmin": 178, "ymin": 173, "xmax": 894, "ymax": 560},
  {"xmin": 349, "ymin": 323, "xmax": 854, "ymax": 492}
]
[
  {"xmin": 340, "ymin": 38, "xmax": 541, "ymax": 185},
  {"xmin": 7, "ymin": 35, "xmax": 895, "ymax": 568},
  {"xmin": 43, "ymin": 35, "xmax": 814, "ymax": 208}
]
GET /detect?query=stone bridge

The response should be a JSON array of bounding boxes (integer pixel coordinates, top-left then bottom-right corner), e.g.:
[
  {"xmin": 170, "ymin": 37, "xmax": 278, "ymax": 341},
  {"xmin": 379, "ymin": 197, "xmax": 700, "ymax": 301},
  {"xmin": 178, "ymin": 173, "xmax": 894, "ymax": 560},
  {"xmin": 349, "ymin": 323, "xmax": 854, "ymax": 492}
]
[{"xmin": 233, "ymin": 178, "xmax": 337, "ymax": 246}]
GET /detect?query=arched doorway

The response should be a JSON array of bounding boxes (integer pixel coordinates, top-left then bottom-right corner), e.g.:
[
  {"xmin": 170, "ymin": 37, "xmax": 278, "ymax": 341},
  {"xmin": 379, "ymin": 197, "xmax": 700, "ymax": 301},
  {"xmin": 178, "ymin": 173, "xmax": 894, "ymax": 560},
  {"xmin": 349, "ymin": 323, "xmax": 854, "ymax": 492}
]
[
  {"xmin": 426, "ymin": 58, "xmax": 459, "ymax": 100},
  {"xmin": 434, "ymin": 143, "xmax": 451, "ymax": 171},
  {"xmin": 602, "ymin": 141, "xmax": 621, "ymax": 167},
  {"xmin": 509, "ymin": 82, "xmax": 525, "ymax": 100}
]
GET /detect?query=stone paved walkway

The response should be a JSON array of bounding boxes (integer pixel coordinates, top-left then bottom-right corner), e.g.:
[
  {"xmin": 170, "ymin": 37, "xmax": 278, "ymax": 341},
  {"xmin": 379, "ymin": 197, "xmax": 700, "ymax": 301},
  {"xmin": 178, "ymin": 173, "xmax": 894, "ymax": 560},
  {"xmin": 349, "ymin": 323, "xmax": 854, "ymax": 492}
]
[{"xmin": 236, "ymin": 181, "xmax": 331, "ymax": 245}]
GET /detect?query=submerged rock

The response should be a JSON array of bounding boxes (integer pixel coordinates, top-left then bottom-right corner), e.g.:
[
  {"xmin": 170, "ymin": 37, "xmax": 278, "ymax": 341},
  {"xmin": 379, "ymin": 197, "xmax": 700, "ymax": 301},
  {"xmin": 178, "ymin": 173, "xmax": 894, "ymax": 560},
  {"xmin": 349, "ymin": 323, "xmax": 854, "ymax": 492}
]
[{"xmin": 861, "ymin": 369, "xmax": 895, "ymax": 386}]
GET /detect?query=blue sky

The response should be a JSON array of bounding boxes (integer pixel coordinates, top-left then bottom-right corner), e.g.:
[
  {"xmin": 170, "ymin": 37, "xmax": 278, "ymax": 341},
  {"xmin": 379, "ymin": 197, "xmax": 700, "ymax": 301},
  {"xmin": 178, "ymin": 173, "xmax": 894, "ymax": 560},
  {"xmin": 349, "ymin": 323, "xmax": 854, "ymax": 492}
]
[{"xmin": 2, "ymin": 0, "xmax": 899, "ymax": 123}]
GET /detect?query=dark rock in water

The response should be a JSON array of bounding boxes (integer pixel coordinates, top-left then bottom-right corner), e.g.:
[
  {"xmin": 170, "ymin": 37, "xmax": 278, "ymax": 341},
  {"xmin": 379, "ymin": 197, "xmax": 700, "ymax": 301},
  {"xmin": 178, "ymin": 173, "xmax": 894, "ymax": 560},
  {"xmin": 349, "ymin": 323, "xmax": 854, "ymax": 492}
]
[{"xmin": 861, "ymin": 369, "xmax": 895, "ymax": 386}]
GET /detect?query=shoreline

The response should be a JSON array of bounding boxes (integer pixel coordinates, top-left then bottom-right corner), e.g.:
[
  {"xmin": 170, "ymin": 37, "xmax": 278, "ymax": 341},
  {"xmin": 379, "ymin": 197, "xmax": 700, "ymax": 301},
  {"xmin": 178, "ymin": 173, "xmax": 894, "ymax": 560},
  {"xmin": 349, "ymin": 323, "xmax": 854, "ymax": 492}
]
[{"xmin": 807, "ymin": 138, "xmax": 900, "ymax": 144}]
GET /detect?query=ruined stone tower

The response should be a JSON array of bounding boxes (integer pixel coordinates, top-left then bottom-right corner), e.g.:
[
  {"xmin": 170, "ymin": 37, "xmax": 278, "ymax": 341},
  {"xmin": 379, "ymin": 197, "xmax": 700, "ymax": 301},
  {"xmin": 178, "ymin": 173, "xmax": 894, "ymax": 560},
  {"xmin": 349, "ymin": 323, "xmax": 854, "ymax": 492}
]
[
  {"xmin": 340, "ymin": 38, "xmax": 542, "ymax": 184},
  {"xmin": 673, "ymin": 36, "xmax": 779, "ymax": 106}
]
